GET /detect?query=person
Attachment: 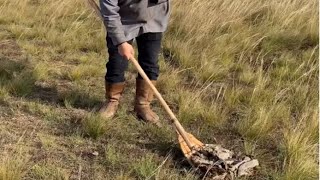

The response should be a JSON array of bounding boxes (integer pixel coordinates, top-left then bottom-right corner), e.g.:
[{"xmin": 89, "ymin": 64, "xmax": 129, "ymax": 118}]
[{"xmin": 99, "ymin": 0, "xmax": 170, "ymax": 125}]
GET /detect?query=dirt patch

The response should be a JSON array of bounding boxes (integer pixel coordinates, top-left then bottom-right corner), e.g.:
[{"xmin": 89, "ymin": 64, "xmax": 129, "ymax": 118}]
[{"xmin": 0, "ymin": 39, "xmax": 24, "ymax": 60}]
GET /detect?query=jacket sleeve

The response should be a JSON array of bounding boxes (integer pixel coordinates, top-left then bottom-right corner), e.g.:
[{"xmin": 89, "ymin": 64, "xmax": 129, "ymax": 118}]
[{"xmin": 100, "ymin": 0, "xmax": 126, "ymax": 46}]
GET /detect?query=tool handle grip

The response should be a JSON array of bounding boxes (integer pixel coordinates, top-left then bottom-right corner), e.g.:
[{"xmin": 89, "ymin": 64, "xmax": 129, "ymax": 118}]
[{"xmin": 130, "ymin": 57, "xmax": 193, "ymax": 149}]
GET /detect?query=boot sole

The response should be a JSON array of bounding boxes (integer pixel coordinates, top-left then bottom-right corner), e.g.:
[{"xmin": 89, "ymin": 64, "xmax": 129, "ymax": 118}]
[{"xmin": 136, "ymin": 114, "xmax": 162, "ymax": 127}]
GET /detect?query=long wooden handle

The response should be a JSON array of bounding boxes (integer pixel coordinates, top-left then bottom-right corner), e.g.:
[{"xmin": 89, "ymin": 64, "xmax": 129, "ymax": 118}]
[{"xmin": 130, "ymin": 58, "xmax": 194, "ymax": 149}]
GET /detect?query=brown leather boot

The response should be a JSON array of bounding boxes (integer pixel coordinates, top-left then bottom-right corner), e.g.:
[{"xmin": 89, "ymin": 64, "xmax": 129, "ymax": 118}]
[
  {"xmin": 134, "ymin": 79, "xmax": 161, "ymax": 126},
  {"xmin": 99, "ymin": 82, "xmax": 125, "ymax": 119}
]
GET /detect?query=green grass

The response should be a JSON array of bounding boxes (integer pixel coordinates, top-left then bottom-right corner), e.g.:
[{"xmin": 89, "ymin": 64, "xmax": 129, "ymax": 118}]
[
  {"xmin": 30, "ymin": 164, "xmax": 69, "ymax": 180},
  {"xmin": 82, "ymin": 113, "xmax": 106, "ymax": 139},
  {"xmin": 0, "ymin": 0, "xmax": 318, "ymax": 179},
  {"xmin": 131, "ymin": 154, "xmax": 159, "ymax": 179}
]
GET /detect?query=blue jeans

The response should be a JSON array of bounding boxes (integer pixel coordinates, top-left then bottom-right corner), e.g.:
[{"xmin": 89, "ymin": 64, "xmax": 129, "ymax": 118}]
[{"xmin": 105, "ymin": 32, "xmax": 162, "ymax": 83}]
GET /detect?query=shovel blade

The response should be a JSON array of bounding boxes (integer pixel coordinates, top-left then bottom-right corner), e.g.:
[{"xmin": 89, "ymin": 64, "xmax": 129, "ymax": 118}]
[{"xmin": 178, "ymin": 133, "xmax": 204, "ymax": 159}]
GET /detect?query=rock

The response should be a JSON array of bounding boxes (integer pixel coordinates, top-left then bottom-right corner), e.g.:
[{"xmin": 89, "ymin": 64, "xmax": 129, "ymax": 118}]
[
  {"xmin": 190, "ymin": 144, "xmax": 259, "ymax": 179},
  {"xmin": 92, "ymin": 151, "xmax": 99, "ymax": 156},
  {"xmin": 237, "ymin": 159, "xmax": 259, "ymax": 177},
  {"xmin": 229, "ymin": 157, "xmax": 251, "ymax": 172}
]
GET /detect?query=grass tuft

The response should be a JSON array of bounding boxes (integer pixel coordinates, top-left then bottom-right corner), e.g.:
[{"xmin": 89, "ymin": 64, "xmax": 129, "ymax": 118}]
[
  {"xmin": 0, "ymin": 151, "xmax": 29, "ymax": 180},
  {"xmin": 131, "ymin": 154, "xmax": 159, "ymax": 179},
  {"xmin": 30, "ymin": 164, "xmax": 69, "ymax": 180},
  {"xmin": 81, "ymin": 113, "xmax": 106, "ymax": 139}
]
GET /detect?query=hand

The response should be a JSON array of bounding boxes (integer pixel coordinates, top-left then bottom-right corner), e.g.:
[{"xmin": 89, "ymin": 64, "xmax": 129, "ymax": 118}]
[{"xmin": 118, "ymin": 42, "xmax": 134, "ymax": 60}]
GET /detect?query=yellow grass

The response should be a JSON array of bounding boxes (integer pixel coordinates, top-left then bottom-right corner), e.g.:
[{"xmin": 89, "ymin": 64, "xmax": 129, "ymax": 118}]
[{"xmin": 0, "ymin": 0, "xmax": 318, "ymax": 179}]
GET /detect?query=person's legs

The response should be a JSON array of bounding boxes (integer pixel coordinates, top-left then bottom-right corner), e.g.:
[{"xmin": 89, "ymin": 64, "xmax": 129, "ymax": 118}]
[
  {"xmin": 100, "ymin": 36, "xmax": 133, "ymax": 119},
  {"xmin": 134, "ymin": 33, "xmax": 162, "ymax": 126},
  {"xmin": 136, "ymin": 32, "xmax": 162, "ymax": 80},
  {"xmin": 105, "ymin": 36, "xmax": 133, "ymax": 83}
]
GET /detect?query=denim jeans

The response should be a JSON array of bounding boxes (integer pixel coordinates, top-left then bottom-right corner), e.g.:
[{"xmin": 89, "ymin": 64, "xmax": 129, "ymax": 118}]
[{"xmin": 105, "ymin": 32, "xmax": 162, "ymax": 83}]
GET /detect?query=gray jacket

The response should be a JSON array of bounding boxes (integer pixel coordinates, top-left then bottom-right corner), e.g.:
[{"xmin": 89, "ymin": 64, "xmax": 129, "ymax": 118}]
[{"xmin": 100, "ymin": 0, "xmax": 170, "ymax": 45}]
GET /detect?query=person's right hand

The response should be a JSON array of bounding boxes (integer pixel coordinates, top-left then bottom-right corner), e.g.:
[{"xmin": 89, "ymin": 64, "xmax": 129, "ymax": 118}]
[{"xmin": 118, "ymin": 42, "xmax": 134, "ymax": 60}]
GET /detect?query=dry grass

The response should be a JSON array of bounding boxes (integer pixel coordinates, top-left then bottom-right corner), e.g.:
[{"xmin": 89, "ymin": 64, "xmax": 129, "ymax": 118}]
[
  {"xmin": 0, "ymin": 150, "xmax": 29, "ymax": 180},
  {"xmin": 0, "ymin": 0, "xmax": 318, "ymax": 179}
]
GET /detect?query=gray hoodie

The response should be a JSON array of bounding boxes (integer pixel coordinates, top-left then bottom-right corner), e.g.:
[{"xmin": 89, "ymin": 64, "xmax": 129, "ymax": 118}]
[{"xmin": 100, "ymin": 0, "xmax": 170, "ymax": 46}]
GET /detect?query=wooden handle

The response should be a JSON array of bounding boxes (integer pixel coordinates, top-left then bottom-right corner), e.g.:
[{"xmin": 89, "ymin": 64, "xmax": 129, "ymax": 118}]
[{"xmin": 130, "ymin": 57, "xmax": 194, "ymax": 149}]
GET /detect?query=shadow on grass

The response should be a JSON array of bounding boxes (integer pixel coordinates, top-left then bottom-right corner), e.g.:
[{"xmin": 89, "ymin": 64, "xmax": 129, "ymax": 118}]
[
  {"xmin": 136, "ymin": 135, "xmax": 194, "ymax": 176},
  {"xmin": 0, "ymin": 39, "xmax": 98, "ymax": 137},
  {"xmin": 0, "ymin": 39, "xmax": 101, "ymax": 110}
]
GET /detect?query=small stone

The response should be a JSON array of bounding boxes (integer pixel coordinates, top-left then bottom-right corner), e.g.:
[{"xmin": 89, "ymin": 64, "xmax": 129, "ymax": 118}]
[
  {"xmin": 237, "ymin": 159, "xmax": 259, "ymax": 177},
  {"xmin": 92, "ymin": 151, "xmax": 99, "ymax": 156}
]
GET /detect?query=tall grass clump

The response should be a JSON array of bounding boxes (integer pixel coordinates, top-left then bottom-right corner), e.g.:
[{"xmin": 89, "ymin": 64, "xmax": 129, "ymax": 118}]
[
  {"xmin": 0, "ymin": 151, "xmax": 29, "ymax": 180},
  {"xmin": 279, "ymin": 111, "xmax": 318, "ymax": 179},
  {"xmin": 82, "ymin": 113, "xmax": 106, "ymax": 139}
]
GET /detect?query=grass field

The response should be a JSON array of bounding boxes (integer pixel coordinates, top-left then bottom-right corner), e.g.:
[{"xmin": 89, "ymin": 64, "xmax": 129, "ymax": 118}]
[{"xmin": 0, "ymin": 0, "xmax": 318, "ymax": 179}]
